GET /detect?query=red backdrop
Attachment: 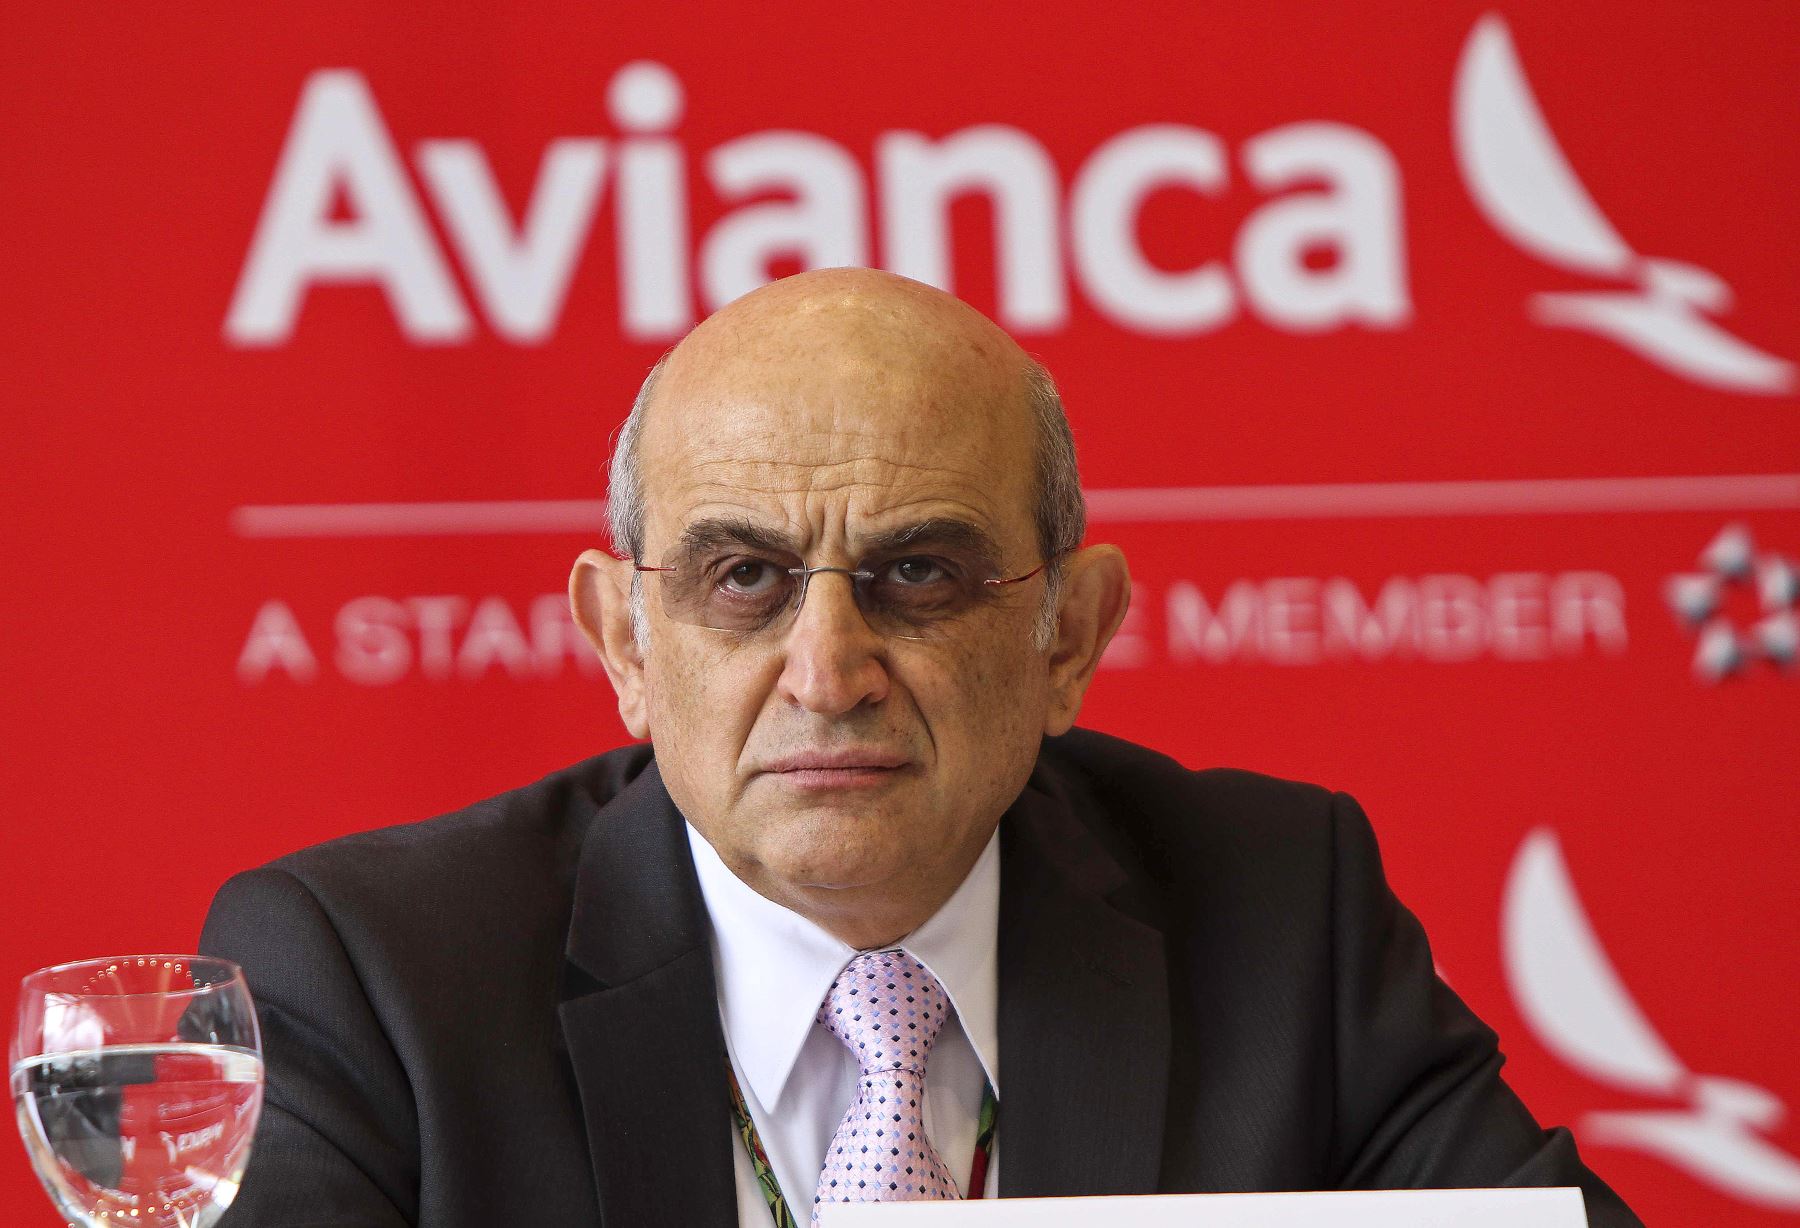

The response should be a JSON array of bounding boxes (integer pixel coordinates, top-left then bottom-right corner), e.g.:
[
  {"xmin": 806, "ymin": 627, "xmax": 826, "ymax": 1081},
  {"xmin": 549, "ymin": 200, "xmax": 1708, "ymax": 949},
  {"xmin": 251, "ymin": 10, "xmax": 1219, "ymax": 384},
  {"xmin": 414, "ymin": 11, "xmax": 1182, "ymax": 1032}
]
[{"xmin": 5, "ymin": 4, "xmax": 1797, "ymax": 1223}]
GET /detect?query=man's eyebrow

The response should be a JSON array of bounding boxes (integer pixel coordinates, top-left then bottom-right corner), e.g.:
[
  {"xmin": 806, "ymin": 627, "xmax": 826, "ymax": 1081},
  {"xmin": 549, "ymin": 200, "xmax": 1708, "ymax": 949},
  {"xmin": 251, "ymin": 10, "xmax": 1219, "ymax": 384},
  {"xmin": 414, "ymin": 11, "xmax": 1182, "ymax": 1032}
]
[
  {"xmin": 671, "ymin": 515, "xmax": 1006, "ymax": 567},
  {"xmin": 673, "ymin": 517, "xmax": 800, "ymax": 558},
  {"xmin": 860, "ymin": 518, "xmax": 1004, "ymax": 567}
]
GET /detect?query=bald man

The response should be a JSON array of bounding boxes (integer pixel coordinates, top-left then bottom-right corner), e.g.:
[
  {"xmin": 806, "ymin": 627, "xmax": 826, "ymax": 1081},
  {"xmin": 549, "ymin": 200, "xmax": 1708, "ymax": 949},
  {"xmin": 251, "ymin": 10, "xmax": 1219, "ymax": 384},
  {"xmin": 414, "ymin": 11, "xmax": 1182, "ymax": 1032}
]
[{"xmin": 202, "ymin": 270, "xmax": 1642, "ymax": 1227}]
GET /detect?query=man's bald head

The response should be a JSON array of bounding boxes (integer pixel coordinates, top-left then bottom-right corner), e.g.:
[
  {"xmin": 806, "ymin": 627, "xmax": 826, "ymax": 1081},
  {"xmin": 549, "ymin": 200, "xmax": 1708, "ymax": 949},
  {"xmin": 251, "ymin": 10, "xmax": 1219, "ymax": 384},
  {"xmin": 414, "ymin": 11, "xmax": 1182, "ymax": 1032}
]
[
  {"xmin": 662, "ymin": 266, "xmax": 1031, "ymax": 405},
  {"xmin": 607, "ymin": 269, "xmax": 1084, "ymax": 637}
]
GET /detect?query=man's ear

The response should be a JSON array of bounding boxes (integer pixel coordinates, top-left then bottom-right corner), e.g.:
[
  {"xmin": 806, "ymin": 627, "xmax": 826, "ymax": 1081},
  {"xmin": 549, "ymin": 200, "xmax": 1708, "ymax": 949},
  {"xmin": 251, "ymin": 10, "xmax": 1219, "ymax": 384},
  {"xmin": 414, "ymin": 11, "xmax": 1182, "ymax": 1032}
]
[
  {"xmin": 1042, "ymin": 544, "xmax": 1130, "ymax": 736},
  {"xmin": 570, "ymin": 549, "xmax": 650, "ymax": 739}
]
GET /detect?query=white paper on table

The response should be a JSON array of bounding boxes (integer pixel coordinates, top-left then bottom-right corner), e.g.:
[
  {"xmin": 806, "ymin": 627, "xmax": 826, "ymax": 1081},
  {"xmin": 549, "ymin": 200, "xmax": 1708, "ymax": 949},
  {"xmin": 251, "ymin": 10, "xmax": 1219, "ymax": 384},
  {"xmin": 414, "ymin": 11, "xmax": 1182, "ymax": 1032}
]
[{"xmin": 820, "ymin": 1187, "xmax": 1588, "ymax": 1227}]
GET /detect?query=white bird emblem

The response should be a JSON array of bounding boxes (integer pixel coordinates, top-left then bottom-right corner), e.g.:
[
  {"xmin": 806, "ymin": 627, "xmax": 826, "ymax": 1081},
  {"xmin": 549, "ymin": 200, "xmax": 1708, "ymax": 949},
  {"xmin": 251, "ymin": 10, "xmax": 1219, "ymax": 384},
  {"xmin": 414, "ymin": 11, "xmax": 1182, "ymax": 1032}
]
[
  {"xmin": 1503, "ymin": 828, "xmax": 1800, "ymax": 1207},
  {"xmin": 1453, "ymin": 15, "xmax": 1794, "ymax": 395}
]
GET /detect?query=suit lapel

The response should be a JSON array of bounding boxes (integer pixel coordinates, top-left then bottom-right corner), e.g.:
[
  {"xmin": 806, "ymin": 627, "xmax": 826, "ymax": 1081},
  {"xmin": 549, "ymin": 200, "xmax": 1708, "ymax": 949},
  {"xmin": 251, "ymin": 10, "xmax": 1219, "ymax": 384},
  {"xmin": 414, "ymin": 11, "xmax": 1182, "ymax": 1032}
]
[
  {"xmin": 998, "ymin": 772, "xmax": 1171, "ymax": 1197},
  {"xmin": 559, "ymin": 762, "xmax": 739, "ymax": 1228}
]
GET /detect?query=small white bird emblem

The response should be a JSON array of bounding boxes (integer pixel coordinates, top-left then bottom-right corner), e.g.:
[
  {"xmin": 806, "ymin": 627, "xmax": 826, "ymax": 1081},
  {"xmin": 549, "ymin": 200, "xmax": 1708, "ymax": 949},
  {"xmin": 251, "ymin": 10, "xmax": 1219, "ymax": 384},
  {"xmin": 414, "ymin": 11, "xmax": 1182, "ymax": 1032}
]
[
  {"xmin": 1454, "ymin": 15, "xmax": 1794, "ymax": 395},
  {"xmin": 1503, "ymin": 828, "xmax": 1800, "ymax": 1207}
]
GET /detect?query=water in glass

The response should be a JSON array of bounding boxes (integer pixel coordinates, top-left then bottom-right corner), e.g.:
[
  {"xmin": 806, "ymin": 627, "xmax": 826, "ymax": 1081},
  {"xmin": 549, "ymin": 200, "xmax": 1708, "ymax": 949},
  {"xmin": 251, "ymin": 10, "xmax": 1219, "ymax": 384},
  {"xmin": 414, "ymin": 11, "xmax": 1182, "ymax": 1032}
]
[{"xmin": 12, "ymin": 956, "xmax": 263, "ymax": 1228}]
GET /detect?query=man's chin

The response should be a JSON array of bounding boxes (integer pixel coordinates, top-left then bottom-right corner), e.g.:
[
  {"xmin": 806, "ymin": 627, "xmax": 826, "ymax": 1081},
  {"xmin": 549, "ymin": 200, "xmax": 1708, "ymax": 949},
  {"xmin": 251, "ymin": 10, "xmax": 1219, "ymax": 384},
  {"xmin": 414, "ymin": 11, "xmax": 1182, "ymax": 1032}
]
[{"xmin": 757, "ymin": 831, "xmax": 909, "ymax": 897}]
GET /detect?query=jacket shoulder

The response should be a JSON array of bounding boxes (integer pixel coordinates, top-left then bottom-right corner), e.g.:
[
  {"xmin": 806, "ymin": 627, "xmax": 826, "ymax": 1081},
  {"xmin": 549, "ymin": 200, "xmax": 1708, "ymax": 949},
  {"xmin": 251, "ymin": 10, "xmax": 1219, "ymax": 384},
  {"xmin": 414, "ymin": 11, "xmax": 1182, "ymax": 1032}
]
[
  {"xmin": 1035, "ymin": 727, "xmax": 1351, "ymax": 917},
  {"xmin": 1041, "ymin": 726, "xmax": 1337, "ymax": 837},
  {"xmin": 239, "ymin": 743, "xmax": 656, "ymax": 929}
]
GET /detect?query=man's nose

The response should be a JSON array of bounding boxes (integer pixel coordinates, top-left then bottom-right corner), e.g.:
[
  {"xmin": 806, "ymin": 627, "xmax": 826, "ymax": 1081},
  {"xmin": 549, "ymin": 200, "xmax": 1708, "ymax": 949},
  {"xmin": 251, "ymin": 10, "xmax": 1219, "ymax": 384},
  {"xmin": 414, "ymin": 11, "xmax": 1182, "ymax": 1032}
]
[{"xmin": 775, "ymin": 571, "xmax": 891, "ymax": 715}]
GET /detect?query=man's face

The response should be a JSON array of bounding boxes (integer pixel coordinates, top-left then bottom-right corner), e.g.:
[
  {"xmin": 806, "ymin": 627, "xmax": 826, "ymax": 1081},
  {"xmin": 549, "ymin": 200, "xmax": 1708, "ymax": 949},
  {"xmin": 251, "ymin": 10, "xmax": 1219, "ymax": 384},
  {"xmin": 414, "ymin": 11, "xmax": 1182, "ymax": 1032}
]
[{"xmin": 626, "ymin": 283, "xmax": 1053, "ymax": 923}]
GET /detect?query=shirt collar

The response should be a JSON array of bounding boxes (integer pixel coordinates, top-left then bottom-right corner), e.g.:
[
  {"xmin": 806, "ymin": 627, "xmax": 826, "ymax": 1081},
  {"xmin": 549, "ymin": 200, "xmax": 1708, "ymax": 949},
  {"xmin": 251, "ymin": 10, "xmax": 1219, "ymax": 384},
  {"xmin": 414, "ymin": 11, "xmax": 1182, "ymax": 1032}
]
[{"xmin": 685, "ymin": 822, "xmax": 1001, "ymax": 1113}]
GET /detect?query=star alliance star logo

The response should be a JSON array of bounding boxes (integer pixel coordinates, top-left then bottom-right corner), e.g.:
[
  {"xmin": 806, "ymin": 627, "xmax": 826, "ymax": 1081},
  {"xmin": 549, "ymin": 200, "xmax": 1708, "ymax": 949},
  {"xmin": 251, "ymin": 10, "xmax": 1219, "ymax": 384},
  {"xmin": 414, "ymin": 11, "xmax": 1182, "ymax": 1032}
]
[{"xmin": 1663, "ymin": 525, "xmax": 1798, "ymax": 682}]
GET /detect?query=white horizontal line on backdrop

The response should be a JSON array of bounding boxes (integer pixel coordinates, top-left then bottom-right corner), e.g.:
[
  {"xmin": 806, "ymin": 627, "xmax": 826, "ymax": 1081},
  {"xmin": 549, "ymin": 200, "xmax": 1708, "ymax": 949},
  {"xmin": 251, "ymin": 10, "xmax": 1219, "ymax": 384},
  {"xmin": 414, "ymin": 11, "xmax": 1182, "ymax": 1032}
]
[
  {"xmin": 230, "ymin": 473, "xmax": 1800, "ymax": 538},
  {"xmin": 1084, "ymin": 473, "xmax": 1800, "ymax": 522},
  {"xmin": 232, "ymin": 499, "xmax": 611, "ymax": 538}
]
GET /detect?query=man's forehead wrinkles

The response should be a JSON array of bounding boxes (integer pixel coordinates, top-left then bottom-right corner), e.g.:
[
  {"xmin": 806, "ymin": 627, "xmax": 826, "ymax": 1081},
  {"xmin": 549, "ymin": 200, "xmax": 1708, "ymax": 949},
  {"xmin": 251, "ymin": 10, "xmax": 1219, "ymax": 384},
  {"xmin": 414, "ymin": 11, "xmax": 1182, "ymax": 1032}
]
[
  {"xmin": 660, "ymin": 469, "xmax": 1002, "ymax": 522},
  {"xmin": 673, "ymin": 495, "xmax": 1000, "ymax": 534},
  {"xmin": 678, "ymin": 451, "xmax": 989, "ymax": 488},
  {"xmin": 680, "ymin": 474, "xmax": 989, "ymax": 507}
]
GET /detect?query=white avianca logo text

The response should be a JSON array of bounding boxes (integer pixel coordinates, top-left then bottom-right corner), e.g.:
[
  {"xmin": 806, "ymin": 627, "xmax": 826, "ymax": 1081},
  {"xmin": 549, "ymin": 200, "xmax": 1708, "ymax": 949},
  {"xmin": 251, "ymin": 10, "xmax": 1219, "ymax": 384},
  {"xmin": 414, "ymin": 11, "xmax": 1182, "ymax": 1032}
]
[
  {"xmin": 224, "ymin": 64, "xmax": 1408, "ymax": 346},
  {"xmin": 225, "ymin": 16, "xmax": 1792, "ymax": 397}
]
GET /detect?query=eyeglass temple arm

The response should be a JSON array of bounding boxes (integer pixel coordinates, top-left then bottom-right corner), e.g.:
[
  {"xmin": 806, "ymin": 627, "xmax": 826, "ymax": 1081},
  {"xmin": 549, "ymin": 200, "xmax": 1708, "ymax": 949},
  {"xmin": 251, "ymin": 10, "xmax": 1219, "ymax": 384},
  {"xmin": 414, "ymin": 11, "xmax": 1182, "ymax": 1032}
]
[{"xmin": 984, "ymin": 559, "xmax": 1053, "ymax": 587}]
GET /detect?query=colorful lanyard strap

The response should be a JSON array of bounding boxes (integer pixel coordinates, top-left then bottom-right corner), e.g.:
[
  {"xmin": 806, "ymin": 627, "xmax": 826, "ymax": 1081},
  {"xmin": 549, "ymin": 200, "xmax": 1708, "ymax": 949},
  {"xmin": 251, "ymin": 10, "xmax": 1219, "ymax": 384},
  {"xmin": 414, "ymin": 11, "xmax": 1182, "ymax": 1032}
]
[{"xmin": 726, "ymin": 1063, "xmax": 999, "ymax": 1228}]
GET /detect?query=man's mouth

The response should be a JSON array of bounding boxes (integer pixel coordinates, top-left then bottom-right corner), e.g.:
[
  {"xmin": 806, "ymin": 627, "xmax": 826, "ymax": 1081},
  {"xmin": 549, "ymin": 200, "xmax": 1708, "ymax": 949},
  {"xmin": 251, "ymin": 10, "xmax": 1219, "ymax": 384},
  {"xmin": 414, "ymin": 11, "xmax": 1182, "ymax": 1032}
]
[{"xmin": 760, "ymin": 750, "xmax": 912, "ymax": 788}]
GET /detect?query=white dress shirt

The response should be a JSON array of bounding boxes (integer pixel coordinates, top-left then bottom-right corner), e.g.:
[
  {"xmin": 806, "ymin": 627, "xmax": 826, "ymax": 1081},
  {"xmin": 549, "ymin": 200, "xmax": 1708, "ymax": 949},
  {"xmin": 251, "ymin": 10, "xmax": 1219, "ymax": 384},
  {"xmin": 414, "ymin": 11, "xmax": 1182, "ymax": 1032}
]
[{"xmin": 685, "ymin": 823, "xmax": 1001, "ymax": 1227}]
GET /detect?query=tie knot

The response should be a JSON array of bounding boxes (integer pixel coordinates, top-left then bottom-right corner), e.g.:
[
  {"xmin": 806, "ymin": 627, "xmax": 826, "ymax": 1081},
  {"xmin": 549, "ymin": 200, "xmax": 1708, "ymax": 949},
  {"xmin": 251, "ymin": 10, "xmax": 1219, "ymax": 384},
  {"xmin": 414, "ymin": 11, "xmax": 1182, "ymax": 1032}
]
[{"xmin": 818, "ymin": 949, "xmax": 950, "ymax": 1076}]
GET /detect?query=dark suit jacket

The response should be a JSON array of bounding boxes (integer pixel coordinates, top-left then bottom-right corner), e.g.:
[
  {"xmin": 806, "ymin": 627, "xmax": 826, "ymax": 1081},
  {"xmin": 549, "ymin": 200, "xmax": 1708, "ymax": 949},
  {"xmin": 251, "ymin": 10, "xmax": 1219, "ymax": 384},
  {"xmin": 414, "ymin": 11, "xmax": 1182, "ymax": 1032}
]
[{"xmin": 200, "ymin": 728, "xmax": 1641, "ymax": 1226}]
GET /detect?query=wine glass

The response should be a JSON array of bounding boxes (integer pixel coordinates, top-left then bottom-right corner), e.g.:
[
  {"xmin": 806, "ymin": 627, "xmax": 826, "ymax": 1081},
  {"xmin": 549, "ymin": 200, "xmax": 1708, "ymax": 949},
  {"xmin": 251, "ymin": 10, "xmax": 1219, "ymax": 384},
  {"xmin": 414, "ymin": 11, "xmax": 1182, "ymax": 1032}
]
[{"xmin": 11, "ymin": 956, "xmax": 263, "ymax": 1228}]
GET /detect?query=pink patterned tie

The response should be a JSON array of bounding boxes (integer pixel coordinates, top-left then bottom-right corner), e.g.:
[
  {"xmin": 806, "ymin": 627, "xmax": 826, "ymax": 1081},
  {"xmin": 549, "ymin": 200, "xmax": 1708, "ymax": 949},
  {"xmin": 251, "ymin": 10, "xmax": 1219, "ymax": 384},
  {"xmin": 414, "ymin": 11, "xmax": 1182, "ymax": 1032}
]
[{"xmin": 813, "ymin": 949, "xmax": 959, "ymax": 1223}]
